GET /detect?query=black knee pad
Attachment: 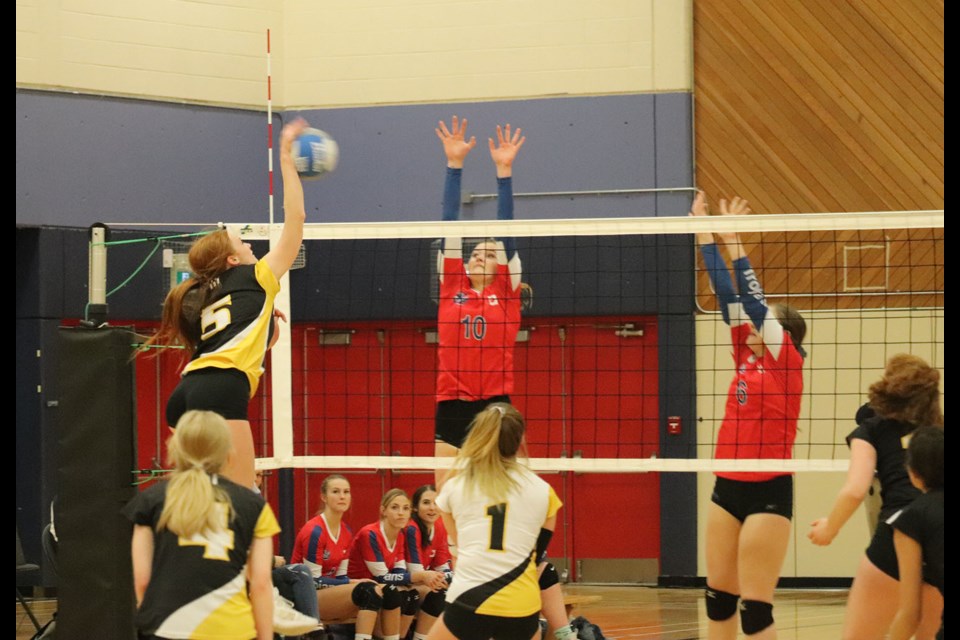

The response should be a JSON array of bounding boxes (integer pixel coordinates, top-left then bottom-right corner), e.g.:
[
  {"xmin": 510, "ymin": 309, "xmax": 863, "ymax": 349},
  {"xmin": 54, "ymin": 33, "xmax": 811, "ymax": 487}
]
[
  {"xmin": 351, "ymin": 581, "xmax": 382, "ymax": 612},
  {"xmin": 420, "ymin": 590, "xmax": 446, "ymax": 618},
  {"xmin": 381, "ymin": 584, "xmax": 402, "ymax": 611},
  {"xmin": 739, "ymin": 599, "xmax": 774, "ymax": 635},
  {"xmin": 400, "ymin": 589, "xmax": 421, "ymax": 616},
  {"xmin": 704, "ymin": 586, "xmax": 739, "ymax": 621},
  {"xmin": 538, "ymin": 563, "xmax": 559, "ymax": 590}
]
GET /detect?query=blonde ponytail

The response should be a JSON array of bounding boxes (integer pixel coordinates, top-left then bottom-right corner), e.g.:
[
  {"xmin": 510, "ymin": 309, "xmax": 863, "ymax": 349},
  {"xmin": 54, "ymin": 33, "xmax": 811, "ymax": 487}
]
[
  {"xmin": 454, "ymin": 403, "xmax": 526, "ymax": 502},
  {"xmin": 157, "ymin": 411, "xmax": 234, "ymax": 538}
]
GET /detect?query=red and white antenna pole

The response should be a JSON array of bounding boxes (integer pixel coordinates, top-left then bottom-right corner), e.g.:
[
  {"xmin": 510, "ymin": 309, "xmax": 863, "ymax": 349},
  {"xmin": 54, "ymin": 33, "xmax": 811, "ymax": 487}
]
[{"xmin": 267, "ymin": 28, "xmax": 274, "ymax": 227}]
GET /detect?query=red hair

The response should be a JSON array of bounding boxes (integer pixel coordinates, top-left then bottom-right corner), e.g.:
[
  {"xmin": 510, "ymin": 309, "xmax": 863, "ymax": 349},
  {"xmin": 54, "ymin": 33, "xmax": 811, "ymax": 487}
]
[
  {"xmin": 868, "ymin": 354, "xmax": 942, "ymax": 428},
  {"xmin": 144, "ymin": 230, "xmax": 236, "ymax": 355}
]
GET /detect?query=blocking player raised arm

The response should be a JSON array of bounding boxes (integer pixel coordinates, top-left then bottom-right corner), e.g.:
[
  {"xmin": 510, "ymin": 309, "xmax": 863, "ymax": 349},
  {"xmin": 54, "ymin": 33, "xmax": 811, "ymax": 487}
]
[
  {"xmin": 433, "ymin": 116, "xmax": 527, "ymax": 488},
  {"xmin": 693, "ymin": 191, "xmax": 807, "ymax": 640},
  {"xmin": 143, "ymin": 118, "xmax": 311, "ymax": 490}
]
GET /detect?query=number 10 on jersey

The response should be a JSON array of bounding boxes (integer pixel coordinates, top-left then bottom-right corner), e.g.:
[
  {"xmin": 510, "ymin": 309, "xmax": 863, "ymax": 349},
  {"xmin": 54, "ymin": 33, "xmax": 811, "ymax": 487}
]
[{"xmin": 461, "ymin": 314, "xmax": 487, "ymax": 340}]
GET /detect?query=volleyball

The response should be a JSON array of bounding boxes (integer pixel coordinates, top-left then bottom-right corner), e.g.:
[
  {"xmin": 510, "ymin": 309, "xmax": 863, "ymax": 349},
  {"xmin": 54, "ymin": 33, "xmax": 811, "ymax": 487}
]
[{"xmin": 293, "ymin": 128, "xmax": 339, "ymax": 179}]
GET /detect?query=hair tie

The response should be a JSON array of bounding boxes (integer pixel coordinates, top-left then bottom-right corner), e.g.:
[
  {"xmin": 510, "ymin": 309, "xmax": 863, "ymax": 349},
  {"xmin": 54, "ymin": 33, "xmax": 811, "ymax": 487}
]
[
  {"xmin": 494, "ymin": 405, "xmax": 505, "ymax": 415},
  {"xmin": 191, "ymin": 461, "xmax": 205, "ymax": 472}
]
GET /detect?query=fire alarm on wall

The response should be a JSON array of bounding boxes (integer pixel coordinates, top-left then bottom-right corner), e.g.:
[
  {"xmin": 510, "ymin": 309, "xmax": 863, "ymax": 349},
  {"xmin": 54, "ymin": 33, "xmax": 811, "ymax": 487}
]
[{"xmin": 667, "ymin": 416, "xmax": 682, "ymax": 435}]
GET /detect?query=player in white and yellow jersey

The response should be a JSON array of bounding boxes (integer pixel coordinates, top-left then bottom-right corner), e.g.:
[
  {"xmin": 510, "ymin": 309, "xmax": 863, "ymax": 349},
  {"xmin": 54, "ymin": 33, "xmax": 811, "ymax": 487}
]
[{"xmin": 431, "ymin": 403, "xmax": 561, "ymax": 640}]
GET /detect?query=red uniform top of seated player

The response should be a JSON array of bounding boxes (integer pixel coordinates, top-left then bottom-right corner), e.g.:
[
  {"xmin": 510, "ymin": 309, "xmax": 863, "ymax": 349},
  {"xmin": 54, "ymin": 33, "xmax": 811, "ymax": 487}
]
[
  {"xmin": 291, "ymin": 513, "xmax": 353, "ymax": 579},
  {"xmin": 347, "ymin": 522, "xmax": 409, "ymax": 583}
]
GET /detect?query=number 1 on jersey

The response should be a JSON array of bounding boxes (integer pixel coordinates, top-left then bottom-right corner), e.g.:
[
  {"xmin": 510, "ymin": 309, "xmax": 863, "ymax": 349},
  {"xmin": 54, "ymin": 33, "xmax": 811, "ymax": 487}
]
[{"xmin": 486, "ymin": 503, "xmax": 507, "ymax": 551}]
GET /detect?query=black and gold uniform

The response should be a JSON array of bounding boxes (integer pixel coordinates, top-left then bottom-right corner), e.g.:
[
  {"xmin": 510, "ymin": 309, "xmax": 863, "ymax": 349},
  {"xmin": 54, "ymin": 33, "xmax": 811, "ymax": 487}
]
[
  {"xmin": 124, "ymin": 476, "xmax": 281, "ymax": 639},
  {"xmin": 436, "ymin": 467, "xmax": 561, "ymax": 639},
  {"xmin": 167, "ymin": 258, "xmax": 279, "ymax": 426}
]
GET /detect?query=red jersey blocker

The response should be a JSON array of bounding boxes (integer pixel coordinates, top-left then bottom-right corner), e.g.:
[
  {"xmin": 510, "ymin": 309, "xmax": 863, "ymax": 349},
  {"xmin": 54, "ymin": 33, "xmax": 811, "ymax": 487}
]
[
  {"xmin": 437, "ymin": 256, "xmax": 522, "ymax": 402},
  {"xmin": 715, "ymin": 320, "xmax": 805, "ymax": 482},
  {"xmin": 291, "ymin": 513, "xmax": 353, "ymax": 584}
]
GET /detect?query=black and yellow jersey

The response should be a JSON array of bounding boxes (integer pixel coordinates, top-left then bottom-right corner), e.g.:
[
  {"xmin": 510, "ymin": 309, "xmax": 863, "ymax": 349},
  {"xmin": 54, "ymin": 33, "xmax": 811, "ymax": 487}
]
[
  {"xmin": 436, "ymin": 467, "xmax": 562, "ymax": 617},
  {"xmin": 124, "ymin": 476, "xmax": 281, "ymax": 640},
  {"xmin": 182, "ymin": 258, "xmax": 280, "ymax": 396}
]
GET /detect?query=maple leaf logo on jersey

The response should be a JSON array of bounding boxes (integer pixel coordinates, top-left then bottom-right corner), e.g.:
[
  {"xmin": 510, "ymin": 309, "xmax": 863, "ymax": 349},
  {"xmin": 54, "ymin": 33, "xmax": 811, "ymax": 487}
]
[
  {"xmin": 487, "ymin": 294, "xmax": 499, "ymax": 306},
  {"xmin": 453, "ymin": 292, "xmax": 468, "ymax": 305}
]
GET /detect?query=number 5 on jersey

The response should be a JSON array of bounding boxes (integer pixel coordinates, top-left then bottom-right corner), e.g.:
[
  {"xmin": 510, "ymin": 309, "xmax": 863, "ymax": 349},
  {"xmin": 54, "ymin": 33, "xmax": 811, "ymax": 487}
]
[
  {"xmin": 486, "ymin": 503, "xmax": 507, "ymax": 551},
  {"xmin": 201, "ymin": 295, "xmax": 233, "ymax": 340}
]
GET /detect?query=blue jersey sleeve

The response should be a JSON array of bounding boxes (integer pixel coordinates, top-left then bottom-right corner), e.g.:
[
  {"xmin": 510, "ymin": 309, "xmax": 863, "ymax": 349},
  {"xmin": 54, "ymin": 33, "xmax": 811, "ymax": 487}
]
[
  {"xmin": 699, "ymin": 243, "xmax": 736, "ymax": 325},
  {"xmin": 732, "ymin": 255, "xmax": 768, "ymax": 329},
  {"xmin": 496, "ymin": 176, "xmax": 517, "ymax": 260}
]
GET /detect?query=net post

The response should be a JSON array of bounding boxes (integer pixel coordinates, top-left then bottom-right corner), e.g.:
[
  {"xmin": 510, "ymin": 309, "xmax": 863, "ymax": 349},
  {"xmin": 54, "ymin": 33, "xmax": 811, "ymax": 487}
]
[{"xmin": 87, "ymin": 223, "xmax": 109, "ymax": 324}]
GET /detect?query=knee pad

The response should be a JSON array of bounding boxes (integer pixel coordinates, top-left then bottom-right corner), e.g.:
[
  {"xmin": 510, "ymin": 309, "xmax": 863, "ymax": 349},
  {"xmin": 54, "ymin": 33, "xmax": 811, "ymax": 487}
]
[
  {"xmin": 381, "ymin": 584, "xmax": 402, "ymax": 611},
  {"xmin": 739, "ymin": 599, "xmax": 774, "ymax": 635},
  {"xmin": 538, "ymin": 563, "xmax": 560, "ymax": 590},
  {"xmin": 400, "ymin": 589, "xmax": 421, "ymax": 616},
  {"xmin": 420, "ymin": 590, "xmax": 446, "ymax": 618},
  {"xmin": 704, "ymin": 586, "xmax": 739, "ymax": 621},
  {"xmin": 351, "ymin": 581, "xmax": 382, "ymax": 612}
]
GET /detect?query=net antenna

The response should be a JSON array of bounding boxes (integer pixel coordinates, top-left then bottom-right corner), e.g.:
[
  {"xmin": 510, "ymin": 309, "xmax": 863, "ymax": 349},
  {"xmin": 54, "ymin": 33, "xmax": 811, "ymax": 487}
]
[{"xmin": 262, "ymin": 27, "xmax": 296, "ymax": 465}]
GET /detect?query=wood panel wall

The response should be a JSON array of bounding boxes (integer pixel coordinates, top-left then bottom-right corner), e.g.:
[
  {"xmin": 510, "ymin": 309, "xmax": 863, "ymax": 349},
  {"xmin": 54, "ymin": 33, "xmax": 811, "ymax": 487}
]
[{"xmin": 693, "ymin": 1, "xmax": 943, "ymax": 310}]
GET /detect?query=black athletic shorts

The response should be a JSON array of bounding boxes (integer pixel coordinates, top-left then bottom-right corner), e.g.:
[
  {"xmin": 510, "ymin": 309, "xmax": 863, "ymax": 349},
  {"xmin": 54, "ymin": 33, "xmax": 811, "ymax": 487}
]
[
  {"xmin": 442, "ymin": 600, "xmax": 540, "ymax": 640},
  {"xmin": 711, "ymin": 475, "xmax": 794, "ymax": 522},
  {"xmin": 166, "ymin": 368, "xmax": 251, "ymax": 427},
  {"xmin": 865, "ymin": 521, "xmax": 899, "ymax": 579},
  {"xmin": 435, "ymin": 395, "xmax": 510, "ymax": 448}
]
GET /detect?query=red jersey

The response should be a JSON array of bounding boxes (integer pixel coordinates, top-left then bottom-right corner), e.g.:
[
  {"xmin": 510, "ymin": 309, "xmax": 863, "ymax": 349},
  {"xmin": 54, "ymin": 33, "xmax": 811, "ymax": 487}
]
[
  {"xmin": 404, "ymin": 517, "xmax": 452, "ymax": 573},
  {"xmin": 290, "ymin": 514, "xmax": 353, "ymax": 579},
  {"xmin": 715, "ymin": 323, "xmax": 804, "ymax": 481},
  {"xmin": 437, "ymin": 257, "xmax": 521, "ymax": 401},
  {"xmin": 347, "ymin": 522, "xmax": 409, "ymax": 582}
]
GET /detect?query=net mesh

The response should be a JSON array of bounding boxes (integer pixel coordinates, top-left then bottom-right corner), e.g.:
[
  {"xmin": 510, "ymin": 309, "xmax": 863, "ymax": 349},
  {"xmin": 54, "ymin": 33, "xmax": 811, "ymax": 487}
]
[{"xmin": 217, "ymin": 211, "xmax": 942, "ymax": 473}]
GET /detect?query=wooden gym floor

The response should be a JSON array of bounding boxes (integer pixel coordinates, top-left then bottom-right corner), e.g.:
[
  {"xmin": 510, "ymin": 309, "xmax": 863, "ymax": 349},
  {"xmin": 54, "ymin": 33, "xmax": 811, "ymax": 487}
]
[{"xmin": 17, "ymin": 585, "xmax": 847, "ymax": 639}]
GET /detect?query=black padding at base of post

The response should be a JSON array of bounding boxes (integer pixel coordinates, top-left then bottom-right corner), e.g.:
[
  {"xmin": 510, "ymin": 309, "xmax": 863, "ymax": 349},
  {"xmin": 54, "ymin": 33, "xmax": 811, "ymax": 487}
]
[{"xmin": 57, "ymin": 327, "xmax": 138, "ymax": 639}]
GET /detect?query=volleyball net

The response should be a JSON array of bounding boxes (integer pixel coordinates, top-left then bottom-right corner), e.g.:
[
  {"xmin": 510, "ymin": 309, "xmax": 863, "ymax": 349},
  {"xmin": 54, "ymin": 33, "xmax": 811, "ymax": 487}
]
[{"xmin": 145, "ymin": 209, "xmax": 942, "ymax": 475}]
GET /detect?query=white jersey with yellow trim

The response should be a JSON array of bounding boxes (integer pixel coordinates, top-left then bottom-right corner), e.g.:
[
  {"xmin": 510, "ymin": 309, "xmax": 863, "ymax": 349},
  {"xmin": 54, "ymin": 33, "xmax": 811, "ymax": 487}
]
[{"xmin": 436, "ymin": 466, "xmax": 561, "ymax": 617}]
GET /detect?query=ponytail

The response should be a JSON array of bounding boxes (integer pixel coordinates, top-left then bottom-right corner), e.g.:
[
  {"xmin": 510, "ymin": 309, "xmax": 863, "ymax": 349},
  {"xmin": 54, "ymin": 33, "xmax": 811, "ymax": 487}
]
[
  {"xmin": 157, "ymin": 411, "xmax": 234, "ymax": 538},
  {"xmin": 454, "ymin": 403, "xmax": 526, "ymax": 502}
]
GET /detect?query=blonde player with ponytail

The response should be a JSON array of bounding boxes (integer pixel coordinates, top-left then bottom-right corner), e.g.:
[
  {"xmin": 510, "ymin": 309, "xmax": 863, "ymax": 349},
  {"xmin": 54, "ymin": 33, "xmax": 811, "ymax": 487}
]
[
  {"xmin": 429, "ymin": 403, "xmax": 562, "ymax": 640},
  {"xmin": 125, "ymin": 411, "xmax": 284, "ymax": 640}
]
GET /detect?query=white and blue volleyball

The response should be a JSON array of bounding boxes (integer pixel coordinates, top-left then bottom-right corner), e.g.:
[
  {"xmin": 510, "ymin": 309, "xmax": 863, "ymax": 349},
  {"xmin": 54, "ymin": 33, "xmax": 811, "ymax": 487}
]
[{"xmin": 293, "ymin": 128, "xmax": 339, "ymax": 179}]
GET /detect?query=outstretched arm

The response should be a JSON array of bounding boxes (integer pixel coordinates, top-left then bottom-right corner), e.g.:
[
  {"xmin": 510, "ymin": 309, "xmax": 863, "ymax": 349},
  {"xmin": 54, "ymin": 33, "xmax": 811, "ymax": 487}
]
[
  {"xmin": 808, "ymin": 439, "xmax": 876, "ymax": 546},
  {"xmin": 716, "ymin": 197, "xmax": 767, "ymax": 325},
  {"xmin": 489, "ymin": 123, "xmax": 525, "ymax": 288},
  {"xmin": 264, "ymin": 118, "xmax": 309, "ymax": 280},
  {"xmin": 436, "ymin": 116, "xmax": 477, "ymax": 264},
  {"xmin": 692, "ymin": 192, "xmax": 736, "ymax": 324}
]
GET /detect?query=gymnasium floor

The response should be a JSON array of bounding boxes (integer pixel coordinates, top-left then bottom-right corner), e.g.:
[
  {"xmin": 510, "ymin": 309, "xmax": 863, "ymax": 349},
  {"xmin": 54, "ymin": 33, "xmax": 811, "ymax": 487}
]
[{"xmin": 17, "ymin": 585, "xmax": 848, "ymax": 639}]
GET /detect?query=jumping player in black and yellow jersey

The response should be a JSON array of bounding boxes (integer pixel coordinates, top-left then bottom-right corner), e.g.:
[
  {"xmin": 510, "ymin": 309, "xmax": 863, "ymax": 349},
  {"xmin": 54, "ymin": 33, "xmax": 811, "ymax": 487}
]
[
  {"xmin": 146, "ymin": 118, "xmax": 310, "ymax": 490},
  {"xmin": 430, "ymin": 403, "xmax": 562, "ymax": 640},
  {"xmin": 125, "ymin": 410, "xmax": 281, "ymax": 640}
]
